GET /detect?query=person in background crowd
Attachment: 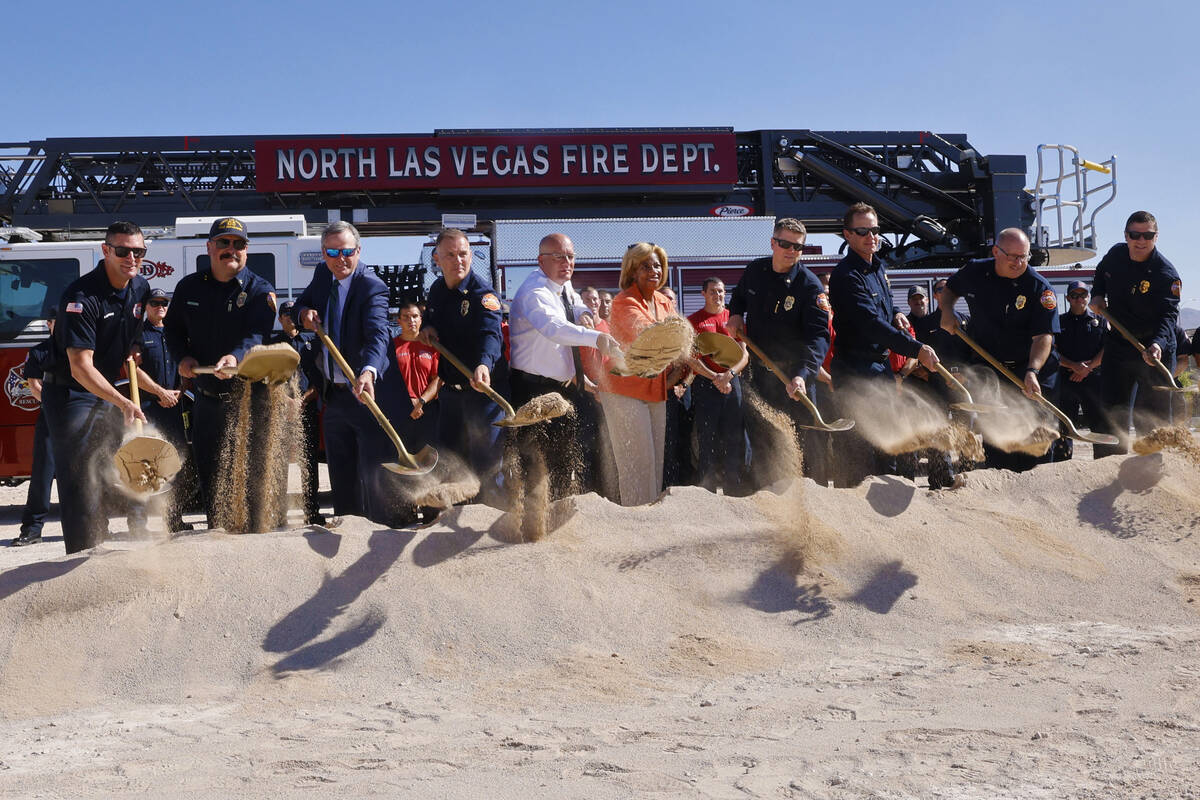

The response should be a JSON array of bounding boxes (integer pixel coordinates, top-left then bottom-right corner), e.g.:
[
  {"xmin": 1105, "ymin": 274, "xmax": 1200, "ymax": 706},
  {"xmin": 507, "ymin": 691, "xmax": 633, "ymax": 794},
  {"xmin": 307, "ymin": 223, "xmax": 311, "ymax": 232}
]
[
  {"xmin": 1056, "ymin": 281, "xmax": 1106, "ymax": 459},
  {"xmin": 899, "ymin": 284, "xmax": 960, "ymax": 487},
  {"xmin": 1089, "ymin": 211, "xmax": 1181, "ymax": 455},
  {"xmin": 11, "ymin": 309, "xmax": 57, "ymax": 546},
  {"xmin": 598, "ymin": 290, "xmax": 614, "ymax": 322},
  {"xmin": 659, "ymin": 285, "xmax": 694, "ymax": 488},
  {"xmin": 271, "ymin": 300, "xmax": 324, "ymax": 525},
  {"xmin": 392, "ymin": 300, "xmax": 441, "ymax": 449},
  {"xmin": 688, "ymin": 277, "xmax": 749, "ymax": 494}
]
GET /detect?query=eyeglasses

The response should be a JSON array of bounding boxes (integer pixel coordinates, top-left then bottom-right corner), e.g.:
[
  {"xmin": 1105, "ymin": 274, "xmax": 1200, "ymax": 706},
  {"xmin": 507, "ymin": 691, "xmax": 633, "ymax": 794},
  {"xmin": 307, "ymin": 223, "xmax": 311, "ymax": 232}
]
[
  {"xmin": 846, "ymin": 226, "xmax": 882, "ymax": 237},
  {"xmin": 627, "ymin": 242, "xmax": 656, "ymax": 249},
  {"xmin": 1125, "ymin": 230, "xmax": 1157, "ymax": 241},
  {"xmin": 772, "ymin": 237, "xmax": 805, "ymax": 252},
  {"xmin": 147, "ymin": 299, "xmax": 169, "ymax": 307},
  {"xmin": 538, "ymin": 252, "xmax": 575, "ymax": 261},
  {"xmin": 324, "ymin": 247, "xmax": 357, "ymax": 258},
  {"xmin": 106, "ymin": 244, "xmax": 147, "ymax": 258},
  {"xmin": 213, "ymin": 237, "xmax": 248, "ymax": 251},
  {"xmin": 995, "ymin": 244, "xmax": 1030, "ymax": 262},
  {"xmin": 1067, "ymin": 292, "xmax": 1088, "ymax": 300}
]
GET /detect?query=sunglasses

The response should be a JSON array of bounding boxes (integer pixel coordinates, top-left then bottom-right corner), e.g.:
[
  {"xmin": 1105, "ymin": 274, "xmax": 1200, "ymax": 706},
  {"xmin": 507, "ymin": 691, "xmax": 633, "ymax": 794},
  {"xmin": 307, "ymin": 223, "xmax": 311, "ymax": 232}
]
[
  {"xmin": 1125, "ymin": 230, "xmax": 1157, "ymax": 241},
  {"xmin": 772, "ymin": 237, "xmax": 805, "ymax": 251},
  {"xmin": 627, "ymin": 242, "xmax": 657, "ymax": 249},
  {"xmin": 107, "ymin": 244, "xmax": 147, "ymax": 258},
  {"xmin": 147, "ymin": 300, "xmax": 169, "ymax": 307},
  {"xmin": 846, "ymin": 226, "xmax": 882, "ymax": 237},
  {"xmin": 325, "ymin": 247, "xmax": 357, "ymax": 258},
  {"xmin": 1068, "ymin": 292, "xmax": 1088, "ymax": 299},
  {"xmin": 213, "ymin": 237, "xmax": 248, "ymax": 251}
]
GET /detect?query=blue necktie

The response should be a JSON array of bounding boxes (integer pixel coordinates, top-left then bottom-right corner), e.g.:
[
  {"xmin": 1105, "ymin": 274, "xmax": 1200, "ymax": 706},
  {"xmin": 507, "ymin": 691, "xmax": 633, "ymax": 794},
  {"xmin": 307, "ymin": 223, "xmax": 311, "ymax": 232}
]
[{"xmin": 327, "ymin": 280, "xmax": 342, "ymax": 382}]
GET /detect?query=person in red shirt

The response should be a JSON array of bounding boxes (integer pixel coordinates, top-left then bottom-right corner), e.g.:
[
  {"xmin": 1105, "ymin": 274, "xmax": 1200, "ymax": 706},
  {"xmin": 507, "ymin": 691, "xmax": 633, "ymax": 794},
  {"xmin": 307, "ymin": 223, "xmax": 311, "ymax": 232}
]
[
  {"xmin": 687, "ymin": 278, "xmax": 750, "ymax": 494},
  {"xmin": 393, "ymin": 301, "xmax": 441, "ymax": 446}
]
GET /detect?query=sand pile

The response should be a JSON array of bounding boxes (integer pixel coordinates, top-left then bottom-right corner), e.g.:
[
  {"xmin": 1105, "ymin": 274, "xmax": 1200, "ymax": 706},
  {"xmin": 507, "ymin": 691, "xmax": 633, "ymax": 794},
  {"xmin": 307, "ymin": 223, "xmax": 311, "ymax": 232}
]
[{"xmin": 1, "ymin": 453, "xmax": 1199, "ymax": 796}]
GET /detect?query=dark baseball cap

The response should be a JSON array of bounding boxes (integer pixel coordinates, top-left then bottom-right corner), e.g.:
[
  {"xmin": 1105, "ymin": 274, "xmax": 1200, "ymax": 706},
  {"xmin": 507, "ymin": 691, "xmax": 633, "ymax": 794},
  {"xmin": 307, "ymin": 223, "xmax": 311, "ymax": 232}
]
[
  {"xmin": 148, "ymin": 288, "xmax": 169, "ymax": 301},
  {"xmin": 907, "ymin": 285, "xmax": 928, "ymax": 298},
  {"xmin": 278, "ymin": 300, "xmax": 296, "ymax": 318},
  {"xmin": 208, "ymin": 217, "xmax": 249, "ymax": 240},
  {"xmin": 1067, "ymin": 280, "xmax": 1089, "ymax": 293}
]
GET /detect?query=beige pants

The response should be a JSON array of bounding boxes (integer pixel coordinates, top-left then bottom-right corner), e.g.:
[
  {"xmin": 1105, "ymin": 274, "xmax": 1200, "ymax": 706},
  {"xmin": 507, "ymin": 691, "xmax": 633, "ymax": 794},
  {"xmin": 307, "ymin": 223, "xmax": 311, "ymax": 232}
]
[{"xmin": 597, "ymin": 392, "xmax": 666, "ymax": 506}]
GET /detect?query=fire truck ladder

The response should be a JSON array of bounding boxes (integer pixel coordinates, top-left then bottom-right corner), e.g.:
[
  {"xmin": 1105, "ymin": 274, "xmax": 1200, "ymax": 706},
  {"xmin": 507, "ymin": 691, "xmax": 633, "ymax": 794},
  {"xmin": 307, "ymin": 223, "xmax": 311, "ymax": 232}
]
[{"xmin": 1031, "ymin": 144, "xmax": 1117, "ymax": 265}]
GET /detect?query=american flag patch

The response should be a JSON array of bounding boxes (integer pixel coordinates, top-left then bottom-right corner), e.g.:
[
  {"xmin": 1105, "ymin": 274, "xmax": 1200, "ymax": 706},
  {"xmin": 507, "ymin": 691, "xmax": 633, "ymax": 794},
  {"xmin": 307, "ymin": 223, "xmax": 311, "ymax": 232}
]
[{"xmin": 66, "ymin": 302, "xmax": 84, "ymax": 313}]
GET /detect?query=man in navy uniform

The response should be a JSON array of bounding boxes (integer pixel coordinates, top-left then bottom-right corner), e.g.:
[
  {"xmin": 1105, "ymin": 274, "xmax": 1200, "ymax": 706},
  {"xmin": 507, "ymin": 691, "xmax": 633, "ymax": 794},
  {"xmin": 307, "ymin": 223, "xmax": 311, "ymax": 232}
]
[
  {"xmin": 295, "ymin": 220, "xmax": 414, "ymax": 525},
  {"xmin": 940, "ymin": 227, "xmax": 1061, "ymax": 471},
  {"xmin": 421, "ymin": 228, "xmax": 506, "ymax": 499},
  {"xmin": 1089, "ymin": 210, "xmax": 1181, "ymax": 456},
  {"xmin": 41, "ymin": 221, "xmax": 151, "ymax": 553},
  {"xmin": 271, "ymin": 301, "xmax": 324, "ymax": 525},
  {"xmin": 828, "ymin": 203, "xmax": 939, "ymax": 486},
  {"xmin": 11, "ymin": 309, "xmax": 56, "ymax": 546},
  {"xmin": 1056, "ymin": 280, "xmax": 1106, "ymax": 459},
  {"xmin": 164, "ymin": 217, "xmax": 277, "ymax": 526},
  {"xmin": 726, "ymin": 217, "xmax": 830, "ymax": 489},
  {"xmin": 129, "ymin": 288, "xmax": 193, "ymax": 532}
]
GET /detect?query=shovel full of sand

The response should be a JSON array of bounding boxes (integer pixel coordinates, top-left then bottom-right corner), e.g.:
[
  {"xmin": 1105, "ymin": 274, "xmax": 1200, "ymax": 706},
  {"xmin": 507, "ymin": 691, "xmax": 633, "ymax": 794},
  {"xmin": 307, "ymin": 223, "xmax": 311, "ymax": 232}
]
[
  {"xmin": 113, "ymin": 356, "xmax": 182, "ymax": 496},
  {"xmin": 955, "ymin": 328, "xmax": 1119, "ymax": 447},
  {"xmin": 315, "ymin": 323, "xmax": 437, "ymax": 476},
  {"xmin": 741, "ymin": 335, "xmax": 854, "ymax": 432},
  {"xmin": 192, "ymin": 343, "xmax": 301, "ymax": 384},
  {"xmin": 429, "ymin": 340, "xmax": 571, "ymax": 428}
]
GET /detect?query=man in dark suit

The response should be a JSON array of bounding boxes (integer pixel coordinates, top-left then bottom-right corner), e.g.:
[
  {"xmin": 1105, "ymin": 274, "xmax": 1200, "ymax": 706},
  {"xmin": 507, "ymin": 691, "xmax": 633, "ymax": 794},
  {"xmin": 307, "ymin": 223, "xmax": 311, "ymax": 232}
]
[{"xmin": 295, "ymin": 221, "xmax": 414, "ymax": 525}]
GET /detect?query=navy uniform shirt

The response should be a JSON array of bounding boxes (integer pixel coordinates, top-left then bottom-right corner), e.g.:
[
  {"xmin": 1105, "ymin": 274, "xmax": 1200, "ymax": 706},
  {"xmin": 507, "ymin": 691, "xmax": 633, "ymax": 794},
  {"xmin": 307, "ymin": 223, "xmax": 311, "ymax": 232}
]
[
  {"xmin": 138, "ymin": 324, "xmax": 177, "ymax": 391},
  {"xmin": 163, "ymin": 267, "xmax": 277, "ymax": 396},
  {"xmin": 946, "ymin": 258, "xmax": 1060, "ymax": 368},
  {"xmin": 828, "ymin": 250, "xmax": 922, "ymax": 364},
  {"xmin": 1057, "ymin": 310, "xmax": 1105, "ymax": 363},
  {"xmin": 912, "ymin": 307, "xmax": 969, "ymax": 362},
  {"xmin": 268, "ymin": 330, "xmax": 320, "ymax": 393},
  {"xmin": 23, "ymin": 336, "xmax": 55, "ymax": 382},
  {"xmin": 51, "ymin": 265, "xmax": 151, "ymax": 391},
  {"xmin": 1092, "ymin": 243, "xmax": 1181, "ymax": 355},
  {"xmin": 423, "ymin": 271, "xmax": 504, "ymax": 385},
  {"xmin": 728, "ymin": 256, "xmax": 830, "ymax": 381}
]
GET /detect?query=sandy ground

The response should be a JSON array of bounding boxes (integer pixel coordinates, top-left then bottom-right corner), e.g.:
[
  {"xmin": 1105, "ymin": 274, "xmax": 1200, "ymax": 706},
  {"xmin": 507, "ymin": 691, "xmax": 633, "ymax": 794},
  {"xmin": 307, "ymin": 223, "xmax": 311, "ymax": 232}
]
[{"xmin": 1, "ymin": 450, "xmax": 1198, "ymax": 799}]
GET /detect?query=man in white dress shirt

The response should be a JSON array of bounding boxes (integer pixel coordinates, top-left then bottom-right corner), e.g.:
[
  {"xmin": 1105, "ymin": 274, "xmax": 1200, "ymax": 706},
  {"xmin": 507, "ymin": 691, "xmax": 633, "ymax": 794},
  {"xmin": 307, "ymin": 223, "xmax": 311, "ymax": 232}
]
[{"xmin": 509, "ymin": 233, "xmax": 620, "ymax": 509}]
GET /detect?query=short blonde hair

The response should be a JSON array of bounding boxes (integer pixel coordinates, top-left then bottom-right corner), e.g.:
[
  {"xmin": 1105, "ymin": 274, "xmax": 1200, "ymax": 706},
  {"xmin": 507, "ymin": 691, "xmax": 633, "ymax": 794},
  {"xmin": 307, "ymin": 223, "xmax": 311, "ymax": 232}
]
[{"xmin": 619, "ymin": 242, "xmax": 669, "ymax": 291}]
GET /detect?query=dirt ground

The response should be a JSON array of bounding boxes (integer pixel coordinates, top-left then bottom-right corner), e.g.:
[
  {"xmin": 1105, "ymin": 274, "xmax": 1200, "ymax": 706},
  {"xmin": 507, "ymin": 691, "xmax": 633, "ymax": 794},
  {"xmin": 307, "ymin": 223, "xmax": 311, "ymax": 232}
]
[{"xmin": 1, "ymin": 451, "xmax": 1198, "ymax": 799}]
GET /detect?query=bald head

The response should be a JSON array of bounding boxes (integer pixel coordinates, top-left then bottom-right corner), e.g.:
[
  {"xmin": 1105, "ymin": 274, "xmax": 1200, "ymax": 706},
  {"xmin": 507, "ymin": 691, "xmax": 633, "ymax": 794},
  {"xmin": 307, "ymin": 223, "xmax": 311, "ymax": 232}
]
[
  {"xmin": 997, "ymin": 228, "xmax": 1030, "ymax": 249},
  {"xmin": 536, "ymin": 232, "xmax": 576, "ymax": 284},
  {"xmin": 992, "ymin": 228, "xmax": 1032, "ymax": 279}
]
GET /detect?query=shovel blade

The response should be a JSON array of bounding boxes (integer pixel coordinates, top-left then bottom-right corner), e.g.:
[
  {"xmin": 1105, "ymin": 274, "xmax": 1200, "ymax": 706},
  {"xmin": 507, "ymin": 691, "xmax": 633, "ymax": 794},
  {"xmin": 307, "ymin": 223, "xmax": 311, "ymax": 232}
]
[
  {"xmin": 799, "ymin": 418, "xmax": 855, "ymax": 432},
  {"xmin": 1073, "ymin": 431, "xmax": 1121, "ymax": 446},
  {"xmin": 382, "ymin": 444, "xmax": 438, "ymax": 476},
  {"xmin": 951, "ymin": 402, "xmax": 1008, "ymax": 413}
]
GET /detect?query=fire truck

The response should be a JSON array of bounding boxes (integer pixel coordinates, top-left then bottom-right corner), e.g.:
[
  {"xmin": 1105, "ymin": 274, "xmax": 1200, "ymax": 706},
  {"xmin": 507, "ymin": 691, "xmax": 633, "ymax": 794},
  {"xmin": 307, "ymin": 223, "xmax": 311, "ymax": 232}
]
[{"xmin": 0, "ymin": 130, "xmax": 1116, "ymax": 482}]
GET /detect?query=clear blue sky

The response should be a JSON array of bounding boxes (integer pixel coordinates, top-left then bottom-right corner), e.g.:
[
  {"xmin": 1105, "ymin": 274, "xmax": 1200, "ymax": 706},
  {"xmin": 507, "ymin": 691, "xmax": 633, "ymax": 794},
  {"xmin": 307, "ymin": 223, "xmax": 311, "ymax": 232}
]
[{"xmin": 5, "ymin": 0, "xmax": 1197, "ymax": 302}]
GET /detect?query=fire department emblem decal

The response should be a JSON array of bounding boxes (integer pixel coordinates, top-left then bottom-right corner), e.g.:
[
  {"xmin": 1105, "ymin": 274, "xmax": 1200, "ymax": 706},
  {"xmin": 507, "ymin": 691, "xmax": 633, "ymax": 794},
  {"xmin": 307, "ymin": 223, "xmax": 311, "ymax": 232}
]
[
  {"xmin": 4, "ymin": 362, "xmax": 39, "ymax": 411},
  {"xmin": 139, "ymin": 260, "xmax": 176, "ymax": 279}
]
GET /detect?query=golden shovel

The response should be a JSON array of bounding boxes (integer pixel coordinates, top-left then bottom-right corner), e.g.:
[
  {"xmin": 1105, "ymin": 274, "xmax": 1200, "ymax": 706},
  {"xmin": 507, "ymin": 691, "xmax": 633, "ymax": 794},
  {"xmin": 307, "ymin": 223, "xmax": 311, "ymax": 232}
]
[
  {"xmin": 113, "ymin": 357, "xmax": 182, "ymax": 496},
  {"xmin": 315, "ymin": 323, "xmax": 437, "ymax": 476},
  {"xmin": 741, "ymin": 335, "xmax": 854, "ymax": 432},
  {"xmin": 193, "ymin": 343, "xmax": 300, "ymax": 384},
  {"xmin": 429, "ymin": 340, "xmax": 570, "ymax": 428},
  {"xmin": 1092, "ymin": 307, "xmax": 1197, "ymax": 394}
]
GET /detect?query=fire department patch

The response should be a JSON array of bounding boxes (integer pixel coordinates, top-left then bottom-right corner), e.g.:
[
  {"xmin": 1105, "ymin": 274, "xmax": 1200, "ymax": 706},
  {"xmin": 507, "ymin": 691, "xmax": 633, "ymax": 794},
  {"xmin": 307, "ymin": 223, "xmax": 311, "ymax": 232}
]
[
  {"xmin": 1139, "ymin": 280, "xmax": 1150, "ymax": 294},
  {"xmin": 816, "ymin": 293, "xmax": 831, "ymax": 312},
  {"xmin": 267, "ymin": 292, "xmax": 277, "ymax": 313},
  {"xmin": 783, "ymin": 295, "xmax": 795, "ymax": 311},
  {"xmin": 1040, "ymin": 290, "xmax": 1056, "ymax": 310},
  {"xmin": 1171, "ymin": 279, "xmax": 1181, "ymax": 297},
  {"xmin": 4, "ymin": 363, "xmax": 38, "ymax": 411},
  {"xmin": 481, "ymin": 293, "xmax": 501, "ymax": 312},
  {"xmin": 1015, "ymin": 295, "xmax": 1027, "ymax": 310},
  {"xmin": 133, "ymin": 303, "xmax": 143, "ymax": 319}
]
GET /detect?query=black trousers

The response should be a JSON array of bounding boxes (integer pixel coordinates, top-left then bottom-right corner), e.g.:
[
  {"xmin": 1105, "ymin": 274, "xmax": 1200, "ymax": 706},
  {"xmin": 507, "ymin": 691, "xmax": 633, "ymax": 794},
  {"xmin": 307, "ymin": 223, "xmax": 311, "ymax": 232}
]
[
  {"xmin": 1095, "ymin": 346, "xmax": 1174, "ymax": 458},
  {"xmin": 509, "ymin": 369, "xmax": 580, "ymax": 502}
]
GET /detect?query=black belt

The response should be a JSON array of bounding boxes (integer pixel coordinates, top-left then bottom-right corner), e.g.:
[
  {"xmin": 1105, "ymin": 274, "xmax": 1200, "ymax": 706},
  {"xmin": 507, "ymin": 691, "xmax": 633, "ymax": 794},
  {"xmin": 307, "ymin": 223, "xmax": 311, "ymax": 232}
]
[
  {"xmin": 511, "ymin": 368, "xmax": 573, "ymax": 392},
  {"xmin": 193, "ymin": 385, "xmax": 234, "ymax": 401}
]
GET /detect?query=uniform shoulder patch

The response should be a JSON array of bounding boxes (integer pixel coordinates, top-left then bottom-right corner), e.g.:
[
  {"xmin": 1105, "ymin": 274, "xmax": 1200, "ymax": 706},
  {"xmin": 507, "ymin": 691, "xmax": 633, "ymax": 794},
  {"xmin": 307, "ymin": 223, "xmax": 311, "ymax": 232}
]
[
  {"xmin": 1171, "ymin": 279, "xmax": 1182, "ymax": 297},
  {"xmin": 1040, "ymin": 289, "xmax": 1056, "ymax": 310},
  {"xmin": 816, "ymin": 292, "xmax": 831, "ymax": 312},
  {"xmin": 66, "ymin": 302, "xmax": 84, "ymax": 313},
  {"xmin": 267, "ymin": 292, "xmax": 277, "ymax": 313},
  {"xmin": 481, "ymin": 293, "xmax": 501, "ymax": 312}
]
